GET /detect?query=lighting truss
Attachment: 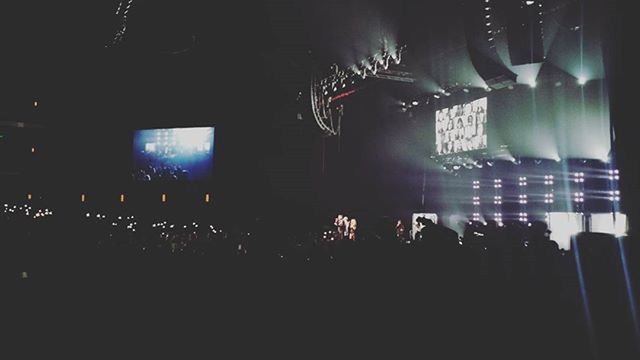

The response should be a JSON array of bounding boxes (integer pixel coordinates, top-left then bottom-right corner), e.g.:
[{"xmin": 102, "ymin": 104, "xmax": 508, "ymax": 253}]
[
  {"xmin": 311, "ymin": 45, "xmax": 408, "ymax": 136},
  {"xmin": 107, "ymin": 0, "xmax": 135, "ymax": 47}
]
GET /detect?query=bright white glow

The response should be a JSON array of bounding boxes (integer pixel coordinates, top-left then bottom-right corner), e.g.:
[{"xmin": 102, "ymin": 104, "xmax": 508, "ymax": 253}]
[
  {"xmin": 577, "ymin": 76, "xmax": 587, "ymax": 85},
  {"xmin": 526, "ymin": 1, "xmax": 535, "ymax": 5},
  {"xmin": 435, "ymin": 97, "xmax": 487, "ymax": 156},
  {"xmin": 412, "ymin": 101, "xmax": 419, "ymax": 106},
  {"xmin": 529, "ymin": 81, "xmax": 537, "ymax": 88},
  {"xmin": 173, "ymin": 128, "xmax": 213, "ymax": 151},
  {"xmin": 591, "ymin": 213, "xmax": 628, "ymax": 237},
  {"xmin": 547, "ymin": 212, "xmax": 584, "ymax": 250}
]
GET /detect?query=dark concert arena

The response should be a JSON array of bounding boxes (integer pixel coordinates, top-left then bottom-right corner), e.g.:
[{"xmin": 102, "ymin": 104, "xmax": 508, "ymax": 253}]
[{"xmin": 1, "ymin": 0, "xmax": 638, "ymax": 358}]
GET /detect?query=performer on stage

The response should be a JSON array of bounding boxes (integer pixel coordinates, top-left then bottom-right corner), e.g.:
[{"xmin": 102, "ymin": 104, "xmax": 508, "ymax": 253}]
[
  {"xmin": 348, "ymin": 218, "xmax": 357, "ymax": 241},
  {"xmin": 334, "ymin": 214, "xmax": 345, "ymax": 240},
  {"xmin": 342, "ymin": 216, "xmax": 350, "ymax": 239},
  {"xmin": 396, "ymin": 219, "xmax": 406, "ymax": 242}
]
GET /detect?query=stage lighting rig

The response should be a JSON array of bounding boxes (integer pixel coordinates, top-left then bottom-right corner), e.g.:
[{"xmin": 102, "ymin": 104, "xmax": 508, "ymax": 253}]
[
  {"xmin": 107, "ymin": 0, "xmax": 135, "ymax": 47},
  {"xmin": 311, "ymin": 45, "xmax": 410, "ymax": 136},
  {"xmin": 609, "ymin": 191, "xmax": 621, "ymax": 202}
]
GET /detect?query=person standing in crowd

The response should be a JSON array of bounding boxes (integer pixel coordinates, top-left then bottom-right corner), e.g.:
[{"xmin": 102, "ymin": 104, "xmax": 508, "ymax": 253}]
[{"xmin": 417, "ymin": 217, "xmax": 460, "ymax": 251}]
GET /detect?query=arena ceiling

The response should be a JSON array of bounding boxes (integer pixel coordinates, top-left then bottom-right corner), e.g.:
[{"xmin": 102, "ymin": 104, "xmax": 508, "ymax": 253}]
[{"xmin": 0, "ymin": 0, "xmax": 614, "ymax": 128}]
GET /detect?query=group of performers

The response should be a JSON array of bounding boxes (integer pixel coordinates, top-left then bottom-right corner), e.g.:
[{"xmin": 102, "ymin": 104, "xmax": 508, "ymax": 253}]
[
  {"xmin": 328, "ymin": 216, "xmax": 442, "ymax": 243},
  {"xmin": 333, "ymin": 214, "xmax": 358, "ymax": 241}
]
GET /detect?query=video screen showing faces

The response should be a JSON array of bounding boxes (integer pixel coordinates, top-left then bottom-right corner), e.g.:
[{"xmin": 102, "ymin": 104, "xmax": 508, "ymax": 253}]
[
  {"xmin": 132, "ymin": 127, "xmax": 215, "ymax": 182},
  {"xmin": 435, "ymin": 97, "xmax": 487, "ymax": 155}
]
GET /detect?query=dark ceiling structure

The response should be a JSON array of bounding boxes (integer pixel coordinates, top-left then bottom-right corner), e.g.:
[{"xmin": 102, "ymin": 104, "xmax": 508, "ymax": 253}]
[
  {"xmin": 0, "ymin": 0, "xmax": 636, "ymax": 224},
  {"xmin": 0, "ymin": 0, "xmax": 610, "ymax": 127}
]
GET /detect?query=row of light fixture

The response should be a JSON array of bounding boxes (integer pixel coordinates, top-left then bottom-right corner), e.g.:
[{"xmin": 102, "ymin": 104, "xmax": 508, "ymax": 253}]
[{"xmin": 320, "ymin": 45, "xmax": 405, "ymax": 97}]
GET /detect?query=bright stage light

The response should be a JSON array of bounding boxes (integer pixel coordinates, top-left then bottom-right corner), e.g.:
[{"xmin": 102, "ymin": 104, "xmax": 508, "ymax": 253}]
[
  {"xmin": 412, "ymin": 101, "xmax": 419, "ymax": 106},
  {"xmin": 526, "ymin": 1, "xmax": 535, "ymax": 5},
  {"xmin": 577, "ymin": 76, "xmax": 587, "ymax": 85},
  {"xmin": 591, "ymin": 213, "xmax": 628, "ymax": 237},
  {"xmin": 529, "ymin": 81, "xmax": 537, "ymax": 88}
]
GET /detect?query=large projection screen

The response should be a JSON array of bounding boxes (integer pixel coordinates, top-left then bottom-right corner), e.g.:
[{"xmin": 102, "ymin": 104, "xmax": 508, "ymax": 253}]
[
  {"xmin": 435, "ymin": 97, "xmax": 487, "ymax": 155},
  {"xmin": 132, "ymin": 127, "xmax": 215, "ymax": 182}
]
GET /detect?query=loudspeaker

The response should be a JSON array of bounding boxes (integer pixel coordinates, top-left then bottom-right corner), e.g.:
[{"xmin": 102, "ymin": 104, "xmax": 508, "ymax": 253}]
[
  {"xmin": 463, "ymin": 0, "xmax": 517, "ymax": 89},
  {"xmin": 506, "ymin": 1, "xmax": 545, "ymax": 65}
]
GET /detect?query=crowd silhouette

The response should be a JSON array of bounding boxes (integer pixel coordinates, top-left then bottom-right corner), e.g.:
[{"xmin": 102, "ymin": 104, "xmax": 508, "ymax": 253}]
[{"xmin": 2, "ymin": 202, "xmax": 638, "ymax": 359}]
